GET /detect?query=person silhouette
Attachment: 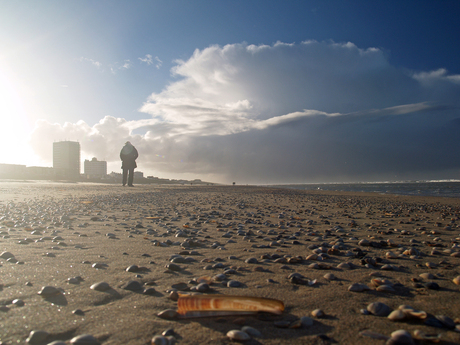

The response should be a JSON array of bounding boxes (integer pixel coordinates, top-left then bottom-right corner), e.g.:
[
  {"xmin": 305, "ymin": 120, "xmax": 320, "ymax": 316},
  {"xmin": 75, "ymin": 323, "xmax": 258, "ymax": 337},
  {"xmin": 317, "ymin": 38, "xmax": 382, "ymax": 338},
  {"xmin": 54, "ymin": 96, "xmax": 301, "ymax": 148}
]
[{"xmin": 120, "ymin": 141, "xmax": 138, "ymax": 186}]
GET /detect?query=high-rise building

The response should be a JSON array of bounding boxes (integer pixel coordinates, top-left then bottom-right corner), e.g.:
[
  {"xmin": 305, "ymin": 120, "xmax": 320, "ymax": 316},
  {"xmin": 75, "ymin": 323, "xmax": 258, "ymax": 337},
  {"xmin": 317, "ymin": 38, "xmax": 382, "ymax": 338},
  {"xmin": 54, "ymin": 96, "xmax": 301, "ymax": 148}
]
[
  {"xmin": 84, "ymin": 157, "xmax": 107, "ymax": 178},
  {"xmin": 53, "ymin": 141, "xmax": 80, "ymax": 179}
]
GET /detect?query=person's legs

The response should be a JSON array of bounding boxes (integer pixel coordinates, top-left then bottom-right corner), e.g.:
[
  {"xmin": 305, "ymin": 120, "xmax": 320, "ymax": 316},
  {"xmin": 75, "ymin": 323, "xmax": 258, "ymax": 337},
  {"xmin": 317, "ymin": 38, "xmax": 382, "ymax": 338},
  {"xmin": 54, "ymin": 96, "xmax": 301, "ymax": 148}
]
[
  {"xmin": 128, "ymin": 168, "xmax": 134, "ymax": 186},
  {"xmin": 122, "ymin": 169, "xmax": 128, "ymax": 186}
]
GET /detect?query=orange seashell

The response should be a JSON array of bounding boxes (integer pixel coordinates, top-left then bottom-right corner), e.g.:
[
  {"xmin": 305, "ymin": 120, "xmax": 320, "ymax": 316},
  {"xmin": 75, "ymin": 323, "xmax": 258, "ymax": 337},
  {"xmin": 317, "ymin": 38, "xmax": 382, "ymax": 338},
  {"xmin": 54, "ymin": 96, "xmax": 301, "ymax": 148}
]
[{"xmin": 176, "ymin": 294, "xmax": 284, "ymax": 318}]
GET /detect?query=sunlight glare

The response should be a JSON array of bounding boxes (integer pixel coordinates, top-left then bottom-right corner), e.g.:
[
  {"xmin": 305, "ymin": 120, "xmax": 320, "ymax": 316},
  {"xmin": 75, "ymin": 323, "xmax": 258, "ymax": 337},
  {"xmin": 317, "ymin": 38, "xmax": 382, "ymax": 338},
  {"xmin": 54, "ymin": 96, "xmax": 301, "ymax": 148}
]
[{"xmin": 0, "ymin": 67, "xmax": 38, "ymax": 166}]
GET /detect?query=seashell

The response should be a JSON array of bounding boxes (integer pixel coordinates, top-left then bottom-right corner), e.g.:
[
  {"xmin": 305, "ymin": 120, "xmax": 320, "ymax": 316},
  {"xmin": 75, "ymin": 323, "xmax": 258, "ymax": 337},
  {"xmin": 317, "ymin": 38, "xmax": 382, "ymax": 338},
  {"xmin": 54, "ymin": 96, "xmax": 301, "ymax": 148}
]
[
  {"xmin": 226, "ymin": 330, "xmax": 250, "ymax": 341},
  {"xmin": 38, "ymin": 286, "xmax": 61, "ymax": 297},
  {"xmin": 452, "ymin": 276, "xmax": 460, "ymax": 285},
  {"xmin": 386, "ymin": 251, "xmax": 398, "ymax": 259},
  {"xmin": 311, "ymin": 309, "xmax": 324, "ymax": 318},
  {"xmin": 176, "ymin": 294, "xmax": 284, "ymax": 318},
  {"xmin": 305, "ymin": 254, "xmax": 318, "ymax": 260},
  {"xmin": 348, "ymin": 283, "xmax": 370, "ymax": 292},
  {"xmin": 376, "ymin": 284, "xmax": 396, "ymax": 292},
  {"xmin": 435, "ymin": 315, "xmax": 455, "ymax": 329},
  {"xmin": 367, "ymin": 302, "xmax": 392, "ymax": 316},
  {"xmin": 323, "ymin": 273, "xmax": 336, "ymax": 280},
  {"xmin": 151, "ymin": 335, "xmax": 169, "ymax": 345},
  {"xmin": 241, "ymin": 326, "xmax": 262, "ymax": 338},
  {"xmin": 388, "ymin": 310, "xmax": 406, "ymax": 321},
  {"xmin": 157, "ymin": 309, "xmax": 178, "ymax": 319},
  {"xmin": 70, "ymin": 334, "xmax": 100, "ymax": 345},
  {"xmin": 300, "ymin": 316, "xmax": 314, "ymax": 327},
  {"xmin": 371, "ymin": 278, "xmax": 393, "ymax": 287},
  {"xmin": 90, "ymin": 282, "xmax": 110, "ymax": 292},
  {"xmin": 387, "ymin": 329, "xmax": 414, "ymax": 345},
  {"xmin": 26, "ymin": 330, "xmax": 50, "ymax": 344},
  {"xmin": 412, "ymin": 330, "xmax": 441, "ymax": 341},
  {"xmin": 419, "ymin": 273, "xmax": 435, "ymax": 280},
  {"xmin": 337, "ymin": 262, "xmax": 351, "ymax": 269},
  {"xmin": 426, "ymin": 262, "xmax": 436, "ymax": 269},
  {"xmin": 403, "ymin": 309, "xmax": 427, "ymax": 320}
]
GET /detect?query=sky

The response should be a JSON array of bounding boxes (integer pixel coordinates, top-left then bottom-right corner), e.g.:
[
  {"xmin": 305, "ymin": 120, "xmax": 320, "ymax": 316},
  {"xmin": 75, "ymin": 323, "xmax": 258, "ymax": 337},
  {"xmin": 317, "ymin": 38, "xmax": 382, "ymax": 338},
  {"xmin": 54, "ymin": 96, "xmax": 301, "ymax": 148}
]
[{"xmin": 1, "ymin": 0, "xmax": 460, "ymax": 184}]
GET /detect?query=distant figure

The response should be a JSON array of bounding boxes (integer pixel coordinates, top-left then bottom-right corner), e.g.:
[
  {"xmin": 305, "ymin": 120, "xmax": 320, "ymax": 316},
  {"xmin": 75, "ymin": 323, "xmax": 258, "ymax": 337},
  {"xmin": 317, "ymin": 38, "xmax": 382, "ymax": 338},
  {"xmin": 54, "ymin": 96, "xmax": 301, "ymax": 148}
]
[{"xmin": 120, "ymin": 141, "xmax": 138, "ymax": 187}]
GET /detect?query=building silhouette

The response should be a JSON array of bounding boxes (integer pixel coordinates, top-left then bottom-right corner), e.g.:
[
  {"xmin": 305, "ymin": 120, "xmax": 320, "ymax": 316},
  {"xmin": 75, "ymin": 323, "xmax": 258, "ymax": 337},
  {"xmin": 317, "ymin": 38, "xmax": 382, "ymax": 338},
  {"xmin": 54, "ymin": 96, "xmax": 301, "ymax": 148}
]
[
  {"xmin": 84, "ymin": 157, "xmax": 107, "ymax": 179},
  {"xmin": 53, "ymin": 141, "xmax": 80, "ymax": 179}
]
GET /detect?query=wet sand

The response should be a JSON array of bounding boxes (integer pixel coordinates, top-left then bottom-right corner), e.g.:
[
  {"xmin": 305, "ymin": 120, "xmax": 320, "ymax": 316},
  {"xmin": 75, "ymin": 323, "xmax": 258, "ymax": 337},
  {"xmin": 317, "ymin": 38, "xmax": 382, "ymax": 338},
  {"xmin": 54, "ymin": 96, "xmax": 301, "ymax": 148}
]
[{"xmin": 1, "ymin": 182, "xmax": 459, "ymax": 345}]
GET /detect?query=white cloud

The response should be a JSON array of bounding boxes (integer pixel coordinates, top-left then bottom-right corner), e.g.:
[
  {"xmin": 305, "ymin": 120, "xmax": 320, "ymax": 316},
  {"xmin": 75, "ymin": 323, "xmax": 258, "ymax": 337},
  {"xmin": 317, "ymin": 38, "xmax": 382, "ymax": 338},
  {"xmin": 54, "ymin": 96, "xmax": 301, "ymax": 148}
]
[
  {"xmin": 33, "ymin": 41, "xmax": 460, "ymax": 183},
  {"xmin": 79, "ymin": 57, "xmax": 102, "ymax": 68},
  {"xmin": 139, "ymin": 54, "xmax": 162, "ymax": 69}
]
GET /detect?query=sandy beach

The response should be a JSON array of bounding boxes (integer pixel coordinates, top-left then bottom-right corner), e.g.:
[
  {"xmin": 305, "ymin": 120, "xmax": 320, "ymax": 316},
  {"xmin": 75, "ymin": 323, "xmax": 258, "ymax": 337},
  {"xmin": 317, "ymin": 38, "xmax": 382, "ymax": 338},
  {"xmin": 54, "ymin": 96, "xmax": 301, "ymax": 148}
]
[{"xmin": 1, "ymin": 182, "xmax": 460, "ymax": 345}]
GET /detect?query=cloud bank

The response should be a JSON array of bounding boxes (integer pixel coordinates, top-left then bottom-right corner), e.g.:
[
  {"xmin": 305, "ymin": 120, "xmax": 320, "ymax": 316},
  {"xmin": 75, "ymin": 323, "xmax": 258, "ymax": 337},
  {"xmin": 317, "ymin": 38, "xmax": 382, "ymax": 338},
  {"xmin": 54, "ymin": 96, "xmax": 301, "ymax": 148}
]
[{"xmin": 31, "ymin": 41, "xmax": 460, "ymax": 183}]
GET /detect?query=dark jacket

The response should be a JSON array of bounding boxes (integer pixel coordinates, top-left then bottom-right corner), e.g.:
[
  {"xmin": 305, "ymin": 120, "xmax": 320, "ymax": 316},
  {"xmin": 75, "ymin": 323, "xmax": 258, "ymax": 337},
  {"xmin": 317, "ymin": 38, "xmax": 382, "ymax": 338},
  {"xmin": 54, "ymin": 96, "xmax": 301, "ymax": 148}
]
[{"xmin": 120, "ymin": 143, "xmax": 138, "ymax": 169}]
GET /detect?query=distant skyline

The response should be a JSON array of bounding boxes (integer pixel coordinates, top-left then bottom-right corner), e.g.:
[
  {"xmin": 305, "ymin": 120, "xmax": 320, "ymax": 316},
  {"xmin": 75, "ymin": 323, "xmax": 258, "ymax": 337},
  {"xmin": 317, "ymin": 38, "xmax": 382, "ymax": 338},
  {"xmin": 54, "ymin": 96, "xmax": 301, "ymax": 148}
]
[{"xmin": 1, "ymin": 0, "xmax": 460, "ymax": 184}]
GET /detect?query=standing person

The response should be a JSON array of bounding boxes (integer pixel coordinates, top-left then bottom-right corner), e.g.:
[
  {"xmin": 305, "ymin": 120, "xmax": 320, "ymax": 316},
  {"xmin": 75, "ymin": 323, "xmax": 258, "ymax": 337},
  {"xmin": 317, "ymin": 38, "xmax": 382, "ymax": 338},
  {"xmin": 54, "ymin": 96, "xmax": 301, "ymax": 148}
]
[{"xmin": 120, "ymin": 141, "xmax": 138, "ymax": 187}]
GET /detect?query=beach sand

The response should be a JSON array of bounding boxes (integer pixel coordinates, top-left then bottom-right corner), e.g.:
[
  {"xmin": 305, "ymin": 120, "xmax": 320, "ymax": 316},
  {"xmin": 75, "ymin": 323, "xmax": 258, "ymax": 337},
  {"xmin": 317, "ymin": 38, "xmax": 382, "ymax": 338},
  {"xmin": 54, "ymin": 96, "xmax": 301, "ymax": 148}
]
[{"xmin": 1, "ymin": 182, "xmax": 459, "ymax": 345}]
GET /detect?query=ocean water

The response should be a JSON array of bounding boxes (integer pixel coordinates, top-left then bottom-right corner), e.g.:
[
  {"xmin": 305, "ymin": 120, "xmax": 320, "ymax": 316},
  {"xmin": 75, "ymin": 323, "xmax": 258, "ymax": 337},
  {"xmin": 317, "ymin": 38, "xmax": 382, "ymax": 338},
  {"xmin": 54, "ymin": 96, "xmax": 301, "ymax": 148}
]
[{"xmin": 270, "ymin": 180, "xmax": 460, "ymax": 198}]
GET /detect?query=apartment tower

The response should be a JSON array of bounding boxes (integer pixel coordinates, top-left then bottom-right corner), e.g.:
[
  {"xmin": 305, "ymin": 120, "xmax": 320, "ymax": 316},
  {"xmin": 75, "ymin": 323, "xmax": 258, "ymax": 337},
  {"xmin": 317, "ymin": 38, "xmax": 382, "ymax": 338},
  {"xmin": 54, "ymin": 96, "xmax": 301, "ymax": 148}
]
[{"xmin": 53, "ymin": 141, "xmax": 80, "ymax": 179}]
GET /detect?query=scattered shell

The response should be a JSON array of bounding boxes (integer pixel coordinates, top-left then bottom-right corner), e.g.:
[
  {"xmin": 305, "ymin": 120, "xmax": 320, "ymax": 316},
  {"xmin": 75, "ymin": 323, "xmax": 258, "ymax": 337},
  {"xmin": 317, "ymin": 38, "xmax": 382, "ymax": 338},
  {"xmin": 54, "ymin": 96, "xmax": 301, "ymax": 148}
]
[
  {"xmin": 90, "ymin": 282, "xmax": 111, "ymax": 292},
  {"xmin": 367, "ymin": 302, "xmax": 392, "ymax": 316},
  {"xmin": 37, "ymin": 286, "xmax": 61, "ymax": 297},
  {"xmin": 387, "ymin": 329, "xmax": 414, "ymax": 345},
  {"xmin": 311, "ymin": 309, "xmax": 324, "ymax": 318},
  {"xmin": 348, "ymin": 283, "xmax": 370, "ymax": 292},
  {"xmin": 452, "ymin": 276, "xmax": 460, "ymax": 285},
  {"xmin": 388, "ymin": 310, "xmax": 406, "ymax": 321},
  {"xmin": 419, "ymin": 273, "xmax": 435, "ymax": 280},
  {"xmin": 241, "ymin": 326, "xmax": 262, "ymax": 338},
  {"xmin": 26, "ymin": 330, "xmax": 49, "ymax": 344},
  {"xmin": 435, "ymin": 315, "xmax": 455, "ymax": 329},
  {"xmin": 151, "ymin": 335, "xmax": 169, "ymax": 345},
  {"xmin": 157, "ymin": 309, "xmax": 178, "ymax": 319},
  {"xmin": 176, "ymin": 294, "xmax": 284, "ymax": 317},
  {"xmin": 412, "ymin": 329, "xmax": 441, "ymax": 341},
  {"xmin": 227, "ymin": 330, "xmax": 250, "ymax": 341},
  {"xmin": 323, "ymin": 273, "xmax": 336, "ymax": 280},
  {"xmin": 70, "ymin": 334, "xmax": 100, "ymax": 345},
  {"xmin": 300, "ymin": 316, "xmax": 314, "ymax": 327}
]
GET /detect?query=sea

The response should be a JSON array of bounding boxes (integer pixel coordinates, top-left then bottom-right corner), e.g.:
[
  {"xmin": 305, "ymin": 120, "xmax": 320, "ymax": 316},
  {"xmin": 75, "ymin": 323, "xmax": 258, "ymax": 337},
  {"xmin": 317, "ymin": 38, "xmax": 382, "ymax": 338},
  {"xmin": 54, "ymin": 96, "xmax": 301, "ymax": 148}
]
[{"xmin": 269, "ymin": 180, "xmax": 460, "ymax": 199}]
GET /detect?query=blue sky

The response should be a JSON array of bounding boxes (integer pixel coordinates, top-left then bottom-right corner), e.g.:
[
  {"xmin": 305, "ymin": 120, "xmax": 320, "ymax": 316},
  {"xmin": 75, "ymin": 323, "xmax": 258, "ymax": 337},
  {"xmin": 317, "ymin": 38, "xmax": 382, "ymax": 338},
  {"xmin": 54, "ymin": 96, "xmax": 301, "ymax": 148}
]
[{"xmin": 1, "ymin": 0, "xmax": 460, "ymax": 183}]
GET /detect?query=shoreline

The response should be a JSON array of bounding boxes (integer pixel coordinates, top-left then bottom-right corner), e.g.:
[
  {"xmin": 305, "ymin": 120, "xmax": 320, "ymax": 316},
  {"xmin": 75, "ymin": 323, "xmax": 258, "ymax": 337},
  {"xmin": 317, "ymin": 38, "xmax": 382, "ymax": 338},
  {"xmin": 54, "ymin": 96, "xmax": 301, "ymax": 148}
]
[{"xmin": 1, "ymin": 184, "xmax": 459, "ymax": 344}]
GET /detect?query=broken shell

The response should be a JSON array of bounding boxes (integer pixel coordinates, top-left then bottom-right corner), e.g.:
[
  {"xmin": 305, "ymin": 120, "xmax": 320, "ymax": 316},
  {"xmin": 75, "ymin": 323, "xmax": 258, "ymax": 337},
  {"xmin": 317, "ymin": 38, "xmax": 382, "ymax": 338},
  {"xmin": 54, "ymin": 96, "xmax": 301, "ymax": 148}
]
[
  {"xmin": 371, "ymin": 278, "xmax": 393, "ymax": 287},
  {"xmin": 311, "ymin": 309, "xmax": 324, "ymax": 318},
  {"xmin": 176, "ymin": 294, "xmax": 284, "ymax": 317},
  {"xmin": 227, "ymin": 330, "xmax": 250, "ymax": 341},
  {"xmin": 412, "ymin": 329, "xmax": 441, "ymax": 341},
  {"xmin": 419, "ymin": 273, "xmax": 435, "ymax": 280},
  {"xmin": 387, "ymin": 329, "xmax": 414, "ymax": 345},
  {"xmin": 348, "ymin": 283, "xmax": 370, "ymax": 292},
  {"xmin": 376, "ymin": 284, "xmax": 396, "ymax": 292},
  {"xmin": 157, "ymin": 309, "xmax": 178, "ymax": 319},
  {"xmin": 452, "ymin": 276, "xmax": 460, "ymax": 285},
  {"xmin": 388, "ymin": 310, "xmax": 406, "ymax": 321},
  {"xmin": 151, "ymin": 335, "xmax": 169, "ymax": 345},
  {"xmin": 367, "ymin": 302, "xmax": 392, "ymax": 316},
  {"xmin": 323, "ymin": 273, "xmax": 336, "ymax": 280},
  {"xmin": 241, "ymin": 326, "xmax": 262, "ymax": 338},
  {"xmin": 37, "ymin": 286, "xmax": 61, "ymax": 297}
]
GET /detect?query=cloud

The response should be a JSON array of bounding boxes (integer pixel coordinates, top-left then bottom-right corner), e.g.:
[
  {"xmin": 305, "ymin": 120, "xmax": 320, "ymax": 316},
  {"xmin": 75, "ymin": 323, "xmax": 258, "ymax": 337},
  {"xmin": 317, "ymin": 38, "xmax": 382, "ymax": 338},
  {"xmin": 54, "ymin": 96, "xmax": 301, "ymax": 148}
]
[
  {"xmin": 33, "ymin": 41, "xmax": 460, "ymax": 183},
  {"xmin": 139, "ymin": 54, "xmax": 162, "ymax": 69},
  {"xmin": 79, "ymin": 57, "xmax": 102, "ymax": 68}
]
